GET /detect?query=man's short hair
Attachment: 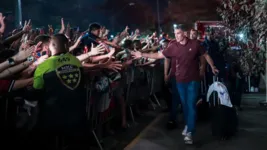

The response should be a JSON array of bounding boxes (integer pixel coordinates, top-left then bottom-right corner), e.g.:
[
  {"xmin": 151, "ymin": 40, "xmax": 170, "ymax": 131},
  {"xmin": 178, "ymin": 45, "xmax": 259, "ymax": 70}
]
[
  {"xmin": 89, "ymin": 23, "xmax": 101, "ymax": 32},
  {"xmin": 123, "ymin": 39, "xmax": 133, "ymax": 49},
  {"xmin": 133, "ymin": 40, "xmax": 141, "ymax": 49},
  {"xmin": 33, "ymin": 35, "xmax": 51, "ymax": 45},
  {"xmin": 174, "ymin": 24, "xmax": 187, "ymax": 31},
  {"xmin": 50, "ymin": 34, "xmax": 69, "ymax": 53}
]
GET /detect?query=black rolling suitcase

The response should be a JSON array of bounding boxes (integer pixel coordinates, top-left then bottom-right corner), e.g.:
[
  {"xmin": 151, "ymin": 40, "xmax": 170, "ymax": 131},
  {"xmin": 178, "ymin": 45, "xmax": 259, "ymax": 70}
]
[{"xmin": 209, "ymin": 76, "xmax": 238, "ymax": 140}]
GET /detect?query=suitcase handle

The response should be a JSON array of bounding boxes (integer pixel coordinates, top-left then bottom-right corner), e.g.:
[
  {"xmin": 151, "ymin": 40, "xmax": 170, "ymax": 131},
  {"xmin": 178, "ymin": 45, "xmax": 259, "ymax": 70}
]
[
  {"xmin": 212, "ymin": 73, "xmax": 222, "ymax": 107},
  {"xmin": 213, "ymin": 74, "xmax": 219, "ymax": 82}
]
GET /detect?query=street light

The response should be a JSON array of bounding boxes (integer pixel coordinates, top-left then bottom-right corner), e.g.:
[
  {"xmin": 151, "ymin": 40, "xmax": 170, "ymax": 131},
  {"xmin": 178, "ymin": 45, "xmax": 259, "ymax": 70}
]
[
  {"xmin": 238, "ymin": 33, "xmax": 244, "ymax": 39},
  {"xmin": 129, "ymin": 3, "xmax": 135, "ymax": 6},
  {"xmin": 173, "ymin": 24, "xmax": 177, "ymax": 28},
  {"xmin": 16, "ymin": 0, "xmax": 22, "ymax": 27}
]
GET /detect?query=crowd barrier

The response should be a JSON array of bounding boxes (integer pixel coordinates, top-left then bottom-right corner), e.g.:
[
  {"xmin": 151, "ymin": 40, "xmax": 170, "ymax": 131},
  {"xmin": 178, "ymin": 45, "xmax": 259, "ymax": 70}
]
[
  {"xmin": 86, "ymin": 64, "xmax": 164, "ymax": 150},
  {"xmin": 0, "ymin": 64, "xmax": 164, "ymax": 150}
]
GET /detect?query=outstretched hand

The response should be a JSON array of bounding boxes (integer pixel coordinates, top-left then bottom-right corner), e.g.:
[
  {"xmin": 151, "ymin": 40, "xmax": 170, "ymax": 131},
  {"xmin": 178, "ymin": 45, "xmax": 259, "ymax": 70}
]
[
  {"xmin": 0, "ymin": 14, "xmax": 5, "ymax": 24},
  {"xmin": 13, "ymin": 42, "xmax": 41, "ymax": 62},
  {"xmin": 103, "ymin": 58, "xmax": 122, "ymax": 72},
  {"xmin": 90, "ymin": 43, "xmax": 106, "ymax": 56},
  {"xmin": 130, "ymin": 50, "xmax": 142, "ymax": 59}
]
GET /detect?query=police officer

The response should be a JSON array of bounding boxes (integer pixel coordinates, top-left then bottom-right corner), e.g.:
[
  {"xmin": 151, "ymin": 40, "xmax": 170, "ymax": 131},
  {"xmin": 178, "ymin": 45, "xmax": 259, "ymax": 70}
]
[{"xmin": 31, "ymin": 34, "xmax": 87, "ymax": 149}]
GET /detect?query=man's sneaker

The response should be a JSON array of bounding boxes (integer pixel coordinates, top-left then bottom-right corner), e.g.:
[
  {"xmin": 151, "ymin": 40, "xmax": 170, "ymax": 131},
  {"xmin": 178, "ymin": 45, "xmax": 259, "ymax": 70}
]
[
  {"xmin": 182, "ymin": 125, "xmax": 188, "ymax": 136},
  {"xmin": 166, "ymin": 121, "xmax": 177, "ymax": 130},
  {"xmin": 184, "ymin": 132, "xmax": 193, "ymax": 145}
]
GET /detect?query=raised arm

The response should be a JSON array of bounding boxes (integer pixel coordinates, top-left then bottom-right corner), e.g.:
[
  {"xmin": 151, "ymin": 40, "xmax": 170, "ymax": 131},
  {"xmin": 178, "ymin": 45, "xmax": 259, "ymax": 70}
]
[
  {"xmin": 131, "ymin": 50, "xmax": 165, "ymax": 60},
  {"xmin": 0, "ymin": 14, "xmax": 5, "ymax": 34}
]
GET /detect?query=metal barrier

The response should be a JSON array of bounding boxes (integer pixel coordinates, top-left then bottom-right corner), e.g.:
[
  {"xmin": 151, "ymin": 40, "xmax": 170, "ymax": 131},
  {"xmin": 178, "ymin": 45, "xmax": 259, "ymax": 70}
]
[
  {"xmin": 0, "ymin": 64, "xmax": 165, "ymax": 150},
  {"xmin": 86, "ymin": 65, "xmax": 164, "ymax": 150}
]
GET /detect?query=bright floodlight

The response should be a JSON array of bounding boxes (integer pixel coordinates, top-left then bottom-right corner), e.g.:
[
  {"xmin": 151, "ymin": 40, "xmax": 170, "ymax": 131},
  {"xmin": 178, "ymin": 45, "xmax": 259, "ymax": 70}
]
[
  {"xmin": 173, "ymin": 24, "xmax": 177, "ymax": 28},
  {"xmin": 238, "ymin": 33, "xmax": 244, "ymax": 39}
]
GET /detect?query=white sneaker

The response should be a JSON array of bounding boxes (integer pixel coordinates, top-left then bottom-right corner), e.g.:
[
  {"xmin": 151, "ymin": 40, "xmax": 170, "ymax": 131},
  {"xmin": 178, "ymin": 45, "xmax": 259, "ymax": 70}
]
[
  {"xmin": 184, "ymin": 132, "xmax": 193, "ymax": 144},
  {"xmin": 182, "ymin": 125, "xmax": 188, "ymax": 136}
]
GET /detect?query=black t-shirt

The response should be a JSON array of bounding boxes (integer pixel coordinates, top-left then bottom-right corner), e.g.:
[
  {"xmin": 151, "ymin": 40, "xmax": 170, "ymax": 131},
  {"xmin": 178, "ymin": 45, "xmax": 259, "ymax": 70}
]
[{"xmin": 81, "ymin": 33, "xmax": 99, "ymax": 47}]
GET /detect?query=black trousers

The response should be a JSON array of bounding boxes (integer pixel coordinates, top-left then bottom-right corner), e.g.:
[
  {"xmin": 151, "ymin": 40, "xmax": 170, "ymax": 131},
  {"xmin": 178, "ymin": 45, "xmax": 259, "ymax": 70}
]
[
  {"xmin": 161, "ymin": 82, "xmax": 172, "ymax": 110},
  {"xmin": 228, "ymin": 80, "xmax": 243, "ymax": 107}
]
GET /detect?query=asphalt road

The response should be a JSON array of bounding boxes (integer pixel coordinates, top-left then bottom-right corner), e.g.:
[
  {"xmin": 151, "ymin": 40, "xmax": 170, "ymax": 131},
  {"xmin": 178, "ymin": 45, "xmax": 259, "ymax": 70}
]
[{"xmin": 124, "ymin": 107, "xmax": 267, "ymax": 150}]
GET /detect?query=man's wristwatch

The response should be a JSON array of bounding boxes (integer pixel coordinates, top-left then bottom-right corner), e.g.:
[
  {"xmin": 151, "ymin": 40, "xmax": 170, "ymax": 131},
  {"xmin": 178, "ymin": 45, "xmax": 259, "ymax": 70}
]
[
  {"xmin": 7, "ymin": 58, "xmax": 15, "ymax": 65},
  {"xmin": 27, "ymin": 56, "xmax": 35, "ymax": 62}
]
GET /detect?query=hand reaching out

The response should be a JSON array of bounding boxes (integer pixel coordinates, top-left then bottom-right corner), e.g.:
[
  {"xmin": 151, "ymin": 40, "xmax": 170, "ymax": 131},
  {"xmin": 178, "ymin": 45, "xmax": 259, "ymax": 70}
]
[
  {"xmin": 19, "ymin": 42, "xmax": 30, "ymax": 51},
  {"xmin": 13, "ymin": 42, "xmax": 41, "ymax": 62},
  {"xmin": 34, "ymin": 41, "xmax": 43, "ymax": 52},
  {"xmin": 90, "ymin": 43, "xmax": 106, "ymax": 56},
  {"xmin": 48, "ymin": 25, "xmax": 54, "ymax": 34},
  {"xmin": 23, "ymin": 20, "xmax": 31, "ymax": 33},
  {"xmin": 103, "ymin": 58, "xmax": 122, "ymax": 72},
  {"xmin": 61, "ymin": 18, "xmax": 65, "ymax": 27},
  {"xmin": 112, "ymin": 35, "xmax": 120, "ymax": 44},
  {"xmin": 131, "ymin": 50, "xmax": 142, "ymax": 59},
  {"xmin": 0, "ymin": 14, "xmax": 5, "ymax": 24},
  {"xmin": 34, "ymin": 55, "xmax": 49, "ymax": 66},
  {"xmin": 58, "ymin": 18, "xmax": 65, "ymax": 34},
  {"xmin": 135, "ymin": 29, "xmax": 140, "ymax": 35},
  {"xmin": 125, "ymin": 26, "xmax": 129, "ymax": 32}
]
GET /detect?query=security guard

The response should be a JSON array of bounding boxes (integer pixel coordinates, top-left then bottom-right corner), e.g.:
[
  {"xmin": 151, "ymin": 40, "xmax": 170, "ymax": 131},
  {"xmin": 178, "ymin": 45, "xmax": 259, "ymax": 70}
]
[{"xmin": 32, "ymin": 34, "xmax": 86, "ymax": 149}]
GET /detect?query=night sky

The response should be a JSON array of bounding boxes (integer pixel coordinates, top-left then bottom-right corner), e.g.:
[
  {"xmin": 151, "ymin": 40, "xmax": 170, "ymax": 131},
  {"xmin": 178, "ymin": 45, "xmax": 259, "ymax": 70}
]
[{"xmin": 0, "ymin": 0, "xmax": 218, "ymax": 31}]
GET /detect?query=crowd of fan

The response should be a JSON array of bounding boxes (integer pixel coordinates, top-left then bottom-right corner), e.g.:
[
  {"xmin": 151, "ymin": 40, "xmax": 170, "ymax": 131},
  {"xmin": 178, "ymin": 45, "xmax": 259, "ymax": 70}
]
[{"xmin": 0, "ymin": 12, "xmax": 175, "ymax": 149}]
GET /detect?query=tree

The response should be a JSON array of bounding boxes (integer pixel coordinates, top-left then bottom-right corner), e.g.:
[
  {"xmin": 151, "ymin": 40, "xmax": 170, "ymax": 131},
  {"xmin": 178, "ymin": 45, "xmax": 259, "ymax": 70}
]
[{"xmin": 217, "ymin": 0, "xmax": 266, "ymax": 76}]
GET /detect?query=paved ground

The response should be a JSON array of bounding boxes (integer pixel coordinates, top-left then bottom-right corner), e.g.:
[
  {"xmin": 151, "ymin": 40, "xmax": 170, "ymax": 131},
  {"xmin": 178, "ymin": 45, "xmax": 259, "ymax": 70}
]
[{"xmin": 124, "ymin": 107, "xmax": 267, "ymax": 150}]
